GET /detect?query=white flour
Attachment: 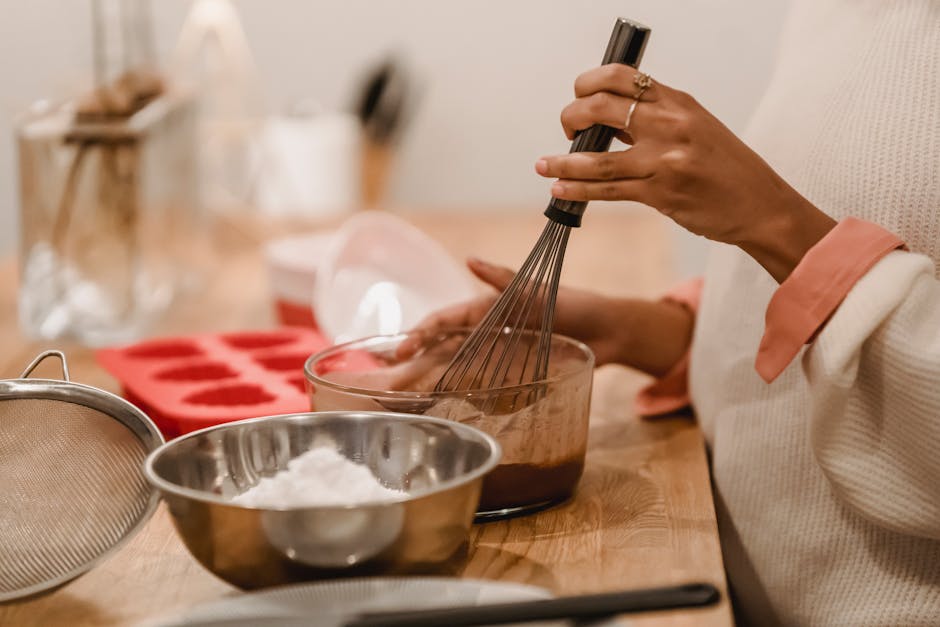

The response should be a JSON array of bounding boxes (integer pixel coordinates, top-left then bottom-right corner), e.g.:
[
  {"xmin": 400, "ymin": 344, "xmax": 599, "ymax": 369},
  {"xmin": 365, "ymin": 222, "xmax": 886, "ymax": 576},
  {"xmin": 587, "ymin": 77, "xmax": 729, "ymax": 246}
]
[{"xmin": 232, "ymin": 447, "xmax": 405, "ymax": 508}]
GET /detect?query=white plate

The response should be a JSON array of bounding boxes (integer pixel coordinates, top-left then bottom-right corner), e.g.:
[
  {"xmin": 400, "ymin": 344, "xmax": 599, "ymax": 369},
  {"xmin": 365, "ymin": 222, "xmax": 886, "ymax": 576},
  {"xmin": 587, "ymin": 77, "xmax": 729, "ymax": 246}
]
[{"xmin": 152, "ymin": 576, "xmax": 625, "ymax": 627}]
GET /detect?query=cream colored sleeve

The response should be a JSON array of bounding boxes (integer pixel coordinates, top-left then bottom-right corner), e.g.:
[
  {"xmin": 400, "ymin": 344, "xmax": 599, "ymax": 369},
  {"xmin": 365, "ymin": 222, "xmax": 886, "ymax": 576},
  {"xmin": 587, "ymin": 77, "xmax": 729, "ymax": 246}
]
[{"xmin": 804, "ymin": 250, "xmax": 940, "ymax": 540}]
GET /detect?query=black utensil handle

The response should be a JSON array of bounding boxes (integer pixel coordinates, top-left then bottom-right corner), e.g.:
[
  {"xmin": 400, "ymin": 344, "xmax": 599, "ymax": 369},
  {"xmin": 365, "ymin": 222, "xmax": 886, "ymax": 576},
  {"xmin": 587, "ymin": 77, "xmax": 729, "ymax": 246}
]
[
  {"xmin": 345, "ymin": 582, "xmax": 719, "ymax": 627},
  {"xmin": 545, "ymin": 17, "xmax": 651, "ymax": 228}
]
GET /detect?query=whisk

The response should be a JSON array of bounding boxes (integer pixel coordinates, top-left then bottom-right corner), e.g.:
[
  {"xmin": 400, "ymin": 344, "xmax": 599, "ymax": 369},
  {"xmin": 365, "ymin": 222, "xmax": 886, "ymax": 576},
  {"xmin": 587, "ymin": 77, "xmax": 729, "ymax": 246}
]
[{"xmin": 435, "ymin": 18, "xmax": 651, "ymax": 395}]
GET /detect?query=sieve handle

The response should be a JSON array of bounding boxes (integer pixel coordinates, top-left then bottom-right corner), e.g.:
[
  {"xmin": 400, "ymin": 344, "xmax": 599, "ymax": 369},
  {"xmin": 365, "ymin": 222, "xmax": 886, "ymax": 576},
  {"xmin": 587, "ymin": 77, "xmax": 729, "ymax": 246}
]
[
  {"xmin": 544, "ymin": 17, "xmax": 651, "ymax": 228},
  {"xmin": 21, "ymin": 350, "xmax": 71, "ymax": 381}
]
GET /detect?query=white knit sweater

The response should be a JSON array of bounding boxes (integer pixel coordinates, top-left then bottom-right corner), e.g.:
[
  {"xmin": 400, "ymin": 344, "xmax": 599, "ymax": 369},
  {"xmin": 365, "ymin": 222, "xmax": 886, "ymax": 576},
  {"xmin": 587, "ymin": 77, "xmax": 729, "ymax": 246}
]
[{"xmin": 689, "ymin": 1, "xmax": 940, "ymax": 625}]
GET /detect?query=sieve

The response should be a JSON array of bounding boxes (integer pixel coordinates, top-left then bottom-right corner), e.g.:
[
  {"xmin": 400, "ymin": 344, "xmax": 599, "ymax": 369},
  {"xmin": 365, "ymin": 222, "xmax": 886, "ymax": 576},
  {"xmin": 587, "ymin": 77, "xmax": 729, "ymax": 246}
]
[{"xmin": 0, "ymin": 350, "xmax": 164, "ymax": 602}]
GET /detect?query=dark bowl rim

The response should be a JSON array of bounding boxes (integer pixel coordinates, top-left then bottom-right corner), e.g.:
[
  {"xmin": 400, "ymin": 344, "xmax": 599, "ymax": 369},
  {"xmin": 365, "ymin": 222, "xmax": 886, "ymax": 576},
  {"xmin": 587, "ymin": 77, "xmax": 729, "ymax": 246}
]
[
  {"xmin": 302, "ymin": 329, "xmax": 595, "ymax": 399},
  {"xmin": 143, "ymin": 410, "xmax": 502, "ymax": 511}
]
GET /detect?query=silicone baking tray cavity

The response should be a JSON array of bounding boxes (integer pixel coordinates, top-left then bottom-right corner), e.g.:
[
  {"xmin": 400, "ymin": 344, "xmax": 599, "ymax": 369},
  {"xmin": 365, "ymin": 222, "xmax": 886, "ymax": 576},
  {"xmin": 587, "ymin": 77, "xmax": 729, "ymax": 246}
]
[{"xmin": 97, "ymin": 328, "xmax": 328, "ymax": 438}]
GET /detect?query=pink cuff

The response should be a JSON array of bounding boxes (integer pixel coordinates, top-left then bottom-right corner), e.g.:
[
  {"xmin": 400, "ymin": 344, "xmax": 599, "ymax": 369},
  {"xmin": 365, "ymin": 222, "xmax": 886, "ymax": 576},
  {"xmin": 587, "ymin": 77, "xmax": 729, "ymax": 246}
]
[
  {"xmin": 634, "ymin": 277, "xmax": 703, "ymax": 417},
  {"xmin": 756, "ymin": 217, "xmax": 906, "ymax": 382}
]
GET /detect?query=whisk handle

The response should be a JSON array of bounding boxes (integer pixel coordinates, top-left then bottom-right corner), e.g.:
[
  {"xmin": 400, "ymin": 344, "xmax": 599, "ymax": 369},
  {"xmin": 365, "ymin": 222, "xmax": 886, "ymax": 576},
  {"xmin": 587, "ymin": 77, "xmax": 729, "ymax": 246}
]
[{"xmin": 545, "ymin": 18, "xmax": 651, "ymax": 228}]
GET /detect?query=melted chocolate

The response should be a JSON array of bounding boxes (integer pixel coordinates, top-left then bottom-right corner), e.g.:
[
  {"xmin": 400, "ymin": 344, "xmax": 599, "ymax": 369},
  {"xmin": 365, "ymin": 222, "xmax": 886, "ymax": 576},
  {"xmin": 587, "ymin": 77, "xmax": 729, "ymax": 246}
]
[{"xmin": 478, "ymin": 455, "xmax": 585, "ymax": 511}]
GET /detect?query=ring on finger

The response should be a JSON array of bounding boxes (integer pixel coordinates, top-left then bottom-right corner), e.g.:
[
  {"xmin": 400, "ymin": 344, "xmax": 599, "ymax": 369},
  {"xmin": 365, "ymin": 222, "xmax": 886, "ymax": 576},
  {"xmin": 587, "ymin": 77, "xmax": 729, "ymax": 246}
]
[
  {"xmin": 624, "ymin": 99, "xmax": 641, "ymax": 133},
  {"xmin": 624, "ymin": 72, "xmax": 653, "ymax": 132},
  {"xmin": 633, "ymin": 71, "xmax": 653, "ymax": 100}
]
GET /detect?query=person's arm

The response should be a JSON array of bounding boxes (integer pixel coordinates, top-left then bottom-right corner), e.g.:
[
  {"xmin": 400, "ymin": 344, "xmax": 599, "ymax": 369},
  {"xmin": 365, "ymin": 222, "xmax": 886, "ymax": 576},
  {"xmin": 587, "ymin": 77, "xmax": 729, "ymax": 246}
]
[
  {"xmin": 634, "ymin": 277, "xmax": 702, "ymax": 417},
  {"xmin": 810, "ymin": 252, "xmax": 940, "ymax": 539},
  {"xmin": 399, "ymin": 258, "xmax": 694, "ymax": 378},
  {"xmin": 538, "ymin": 63, "xmax": 837, "ymax": 284},
  {"xmin": 748, "ymin": 218, "xmax": 940, "ymax": 539},
  {"xmin": 541, "ymin": 64, "xmax": 940, "ymax": 538},
  {"xmin": 755, "ymin": 218, "xmax": 906, "ymax": 381}
]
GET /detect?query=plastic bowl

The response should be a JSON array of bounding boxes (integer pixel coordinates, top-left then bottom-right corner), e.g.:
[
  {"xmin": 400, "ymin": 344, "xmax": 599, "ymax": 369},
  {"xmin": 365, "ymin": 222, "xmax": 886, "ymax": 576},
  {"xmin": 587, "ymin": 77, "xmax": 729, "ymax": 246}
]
[
  {"xmin": 304, "ymin": 330, "xmax": 594, "ymax": 520},
  {"xmin": 312, "ymin": 211, "xmax": 476, "ymax": 342}
]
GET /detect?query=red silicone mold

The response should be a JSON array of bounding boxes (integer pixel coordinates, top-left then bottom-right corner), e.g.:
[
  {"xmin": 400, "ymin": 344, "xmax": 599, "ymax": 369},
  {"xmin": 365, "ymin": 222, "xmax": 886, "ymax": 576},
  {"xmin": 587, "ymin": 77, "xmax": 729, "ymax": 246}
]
[{"xmin": 97, "ymin": 328, "xmax": 328, "ymax": 438}]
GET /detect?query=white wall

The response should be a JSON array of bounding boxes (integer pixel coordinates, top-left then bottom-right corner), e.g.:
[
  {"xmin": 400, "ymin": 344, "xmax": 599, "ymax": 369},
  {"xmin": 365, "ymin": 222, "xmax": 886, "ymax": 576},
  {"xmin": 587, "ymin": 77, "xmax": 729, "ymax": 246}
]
[{"xmin": 0, "ymin": 0, "xmax": 789, "ymax": 269}]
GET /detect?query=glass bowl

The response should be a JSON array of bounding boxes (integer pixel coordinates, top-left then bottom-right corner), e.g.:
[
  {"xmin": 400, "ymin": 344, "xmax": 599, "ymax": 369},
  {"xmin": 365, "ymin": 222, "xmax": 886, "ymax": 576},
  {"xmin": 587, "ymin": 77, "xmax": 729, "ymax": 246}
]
[{"xmin": 303, "ymin": 329, "xmax": 594, "ymax": 520}]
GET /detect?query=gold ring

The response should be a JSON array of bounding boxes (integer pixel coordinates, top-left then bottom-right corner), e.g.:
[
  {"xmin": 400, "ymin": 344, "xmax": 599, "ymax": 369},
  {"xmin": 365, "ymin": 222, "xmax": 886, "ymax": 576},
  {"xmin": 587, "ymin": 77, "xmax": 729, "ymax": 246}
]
[
  {"xmin": 634, "ymin": 72, "xmax": 653, "ymax": 99},
  {"xmin": 624, "ymin": 99, "xmax": 640, "ymax": 133},
  {"xmin": 624, "ymin": 72, "xmax": 653, "ymax": 134}
]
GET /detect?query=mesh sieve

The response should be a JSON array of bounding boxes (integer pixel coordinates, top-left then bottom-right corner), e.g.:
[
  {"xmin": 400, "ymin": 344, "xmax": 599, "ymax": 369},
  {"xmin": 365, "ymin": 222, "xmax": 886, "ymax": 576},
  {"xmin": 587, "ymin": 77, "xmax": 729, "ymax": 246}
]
[{"xmin": 0, "ymin": 350, "xmax": 163, "ymax": 602}]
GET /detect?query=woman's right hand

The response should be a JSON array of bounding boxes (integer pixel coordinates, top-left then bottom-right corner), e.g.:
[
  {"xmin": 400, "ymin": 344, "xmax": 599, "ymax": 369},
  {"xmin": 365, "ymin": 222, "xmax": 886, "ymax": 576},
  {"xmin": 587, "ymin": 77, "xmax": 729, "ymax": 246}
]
[
  {"xmin": 539, "ymin": 64, "xmax": 836, "ymax": 283},
  {"xmin": 397, "ymin": 257, "xmax": 695, "ymax": 377}
]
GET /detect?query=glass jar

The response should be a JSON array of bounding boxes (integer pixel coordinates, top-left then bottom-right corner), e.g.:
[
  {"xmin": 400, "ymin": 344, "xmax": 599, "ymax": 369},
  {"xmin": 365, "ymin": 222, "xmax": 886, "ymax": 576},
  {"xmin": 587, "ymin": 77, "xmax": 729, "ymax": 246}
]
[
  {"xmin": 16, "ymin": 0, "xmax": 198, "ymax": 345},
  {"xmin": 304, "ymin": 329, "xmax": 594, "ymax": 520},
  {"xmin": 16, "ymin": 95, "xmax": 197, "ymax": 345}
]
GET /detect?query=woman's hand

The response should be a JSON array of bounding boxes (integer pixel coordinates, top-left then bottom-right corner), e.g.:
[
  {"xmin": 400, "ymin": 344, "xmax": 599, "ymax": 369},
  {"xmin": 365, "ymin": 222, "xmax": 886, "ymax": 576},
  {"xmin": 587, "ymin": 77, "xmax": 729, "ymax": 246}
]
[
  {"xmin": 538, "ymin": 64, "xmax": 836, "ymax": 282},
  {"xmin": 397, "ymin": 257, "xmax": 694, "ymax": 378}
]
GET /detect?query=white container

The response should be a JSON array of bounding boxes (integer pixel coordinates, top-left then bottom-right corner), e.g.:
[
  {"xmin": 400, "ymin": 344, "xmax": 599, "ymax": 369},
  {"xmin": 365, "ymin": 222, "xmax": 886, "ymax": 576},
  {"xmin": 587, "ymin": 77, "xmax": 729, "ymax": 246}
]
[
  {"xmin": 255, "ymin": 113, "xmax": 362, "ymax": 217},
  {"xmin": 264, "ymin": 231, "xmax": 335, "ymax": 328}
]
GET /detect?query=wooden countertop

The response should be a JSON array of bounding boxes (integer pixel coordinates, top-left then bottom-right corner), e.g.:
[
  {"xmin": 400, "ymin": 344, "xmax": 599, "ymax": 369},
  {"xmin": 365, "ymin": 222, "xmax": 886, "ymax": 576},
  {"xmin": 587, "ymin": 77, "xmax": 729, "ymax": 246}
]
[{"xmin": 0, "ymin": 209, "xmax": 732, "ymax": 626}]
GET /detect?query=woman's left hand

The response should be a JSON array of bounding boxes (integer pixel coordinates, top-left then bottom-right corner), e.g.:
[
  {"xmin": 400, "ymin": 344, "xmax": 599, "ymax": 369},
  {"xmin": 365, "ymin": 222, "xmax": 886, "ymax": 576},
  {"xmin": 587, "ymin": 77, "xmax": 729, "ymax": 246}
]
[{"xmin": 538, "ymin": 64, "xmax": 836, "ymax": 282}]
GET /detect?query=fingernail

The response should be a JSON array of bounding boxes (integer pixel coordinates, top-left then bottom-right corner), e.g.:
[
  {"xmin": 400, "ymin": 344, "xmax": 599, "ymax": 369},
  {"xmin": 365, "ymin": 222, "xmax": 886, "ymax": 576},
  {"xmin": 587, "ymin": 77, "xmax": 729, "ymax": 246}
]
[
  {"xmin": 468, "ymin": 257, "xmax": 489, "ymax": 268},
  {"xmin": 535, "ymin": 159, "xmax": 548, "ymax": 175},
  {"xmin": 551, "ymin": 181, "xmax": 565, "ymax": 195}
]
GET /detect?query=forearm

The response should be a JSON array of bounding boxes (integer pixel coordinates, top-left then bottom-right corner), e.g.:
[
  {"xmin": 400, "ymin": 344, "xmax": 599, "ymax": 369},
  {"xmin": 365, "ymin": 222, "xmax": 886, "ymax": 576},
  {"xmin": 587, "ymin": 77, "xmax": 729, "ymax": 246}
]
[
  {"xmin": 735, "ymin": 186, "xmax": 837, "ymax": 284},
  {"xmin": 608, "ymin": 297, "xmax": 694, "ymax": 378}
]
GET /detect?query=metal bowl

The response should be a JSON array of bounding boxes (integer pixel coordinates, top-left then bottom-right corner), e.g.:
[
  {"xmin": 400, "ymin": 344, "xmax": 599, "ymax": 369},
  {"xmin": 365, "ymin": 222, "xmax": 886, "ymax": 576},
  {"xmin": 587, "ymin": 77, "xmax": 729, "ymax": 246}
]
[{"xmin": 144, "ymin": 411, "xmax": 501, "ymax": 589}]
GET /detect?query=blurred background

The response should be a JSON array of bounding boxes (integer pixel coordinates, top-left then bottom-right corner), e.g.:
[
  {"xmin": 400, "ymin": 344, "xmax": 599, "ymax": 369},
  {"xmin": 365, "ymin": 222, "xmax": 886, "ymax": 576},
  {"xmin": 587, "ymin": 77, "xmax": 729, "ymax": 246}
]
[{"xmin": 0, "ymin": 0, "xmax": 788, "ymax": 273}]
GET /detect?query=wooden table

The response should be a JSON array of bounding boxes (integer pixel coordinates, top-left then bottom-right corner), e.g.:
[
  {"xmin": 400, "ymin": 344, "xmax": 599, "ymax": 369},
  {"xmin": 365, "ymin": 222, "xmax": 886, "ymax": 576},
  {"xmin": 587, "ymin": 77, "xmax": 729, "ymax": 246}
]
[{"xmin": 0, "ymin": 209, "xmax": 731, "ymax": 626}]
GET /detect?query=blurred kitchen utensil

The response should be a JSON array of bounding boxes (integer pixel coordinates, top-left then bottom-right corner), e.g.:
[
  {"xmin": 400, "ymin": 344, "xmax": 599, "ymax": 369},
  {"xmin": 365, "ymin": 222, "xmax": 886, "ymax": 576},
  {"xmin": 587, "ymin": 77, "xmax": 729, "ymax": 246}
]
[
  {"xmin": 435, "ymin": 18, "xmax": 649, "ymax": 404},
  {"xmin": 352, "ymin": 56, "xmax": 418, "ymax": 206},
  {"xmin": 0, "ymin": 350, "xmax": 163, "ymax": 602},
  {"xmin": 354, "ymin": 57, "xmax": 412, "ymax": 146},
  {"xmin": 156, "ymin": 577, "xmax": 718, "ymax": 627},
  {"xmin": 144, "ymin": 411, "xmax": 500, "ymax": 589},
  {"xmin": 154, "ymin": 577, "xmax": 582, "ymax": 627}
]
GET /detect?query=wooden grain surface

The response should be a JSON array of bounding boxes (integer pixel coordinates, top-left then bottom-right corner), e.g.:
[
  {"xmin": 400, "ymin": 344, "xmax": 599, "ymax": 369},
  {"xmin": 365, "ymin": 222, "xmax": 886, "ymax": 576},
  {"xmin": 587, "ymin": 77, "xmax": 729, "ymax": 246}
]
[{"xmin": 0, "ymin": 209, "xmax": 731, "ymax": 626}]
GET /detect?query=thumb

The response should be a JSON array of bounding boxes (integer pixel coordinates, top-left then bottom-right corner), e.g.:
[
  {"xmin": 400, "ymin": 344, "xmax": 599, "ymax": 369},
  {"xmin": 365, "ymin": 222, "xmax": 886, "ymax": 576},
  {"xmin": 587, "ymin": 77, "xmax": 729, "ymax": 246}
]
[{"xmin": 467, "ymin": 257, "xmax": 516, "ymax": 291}]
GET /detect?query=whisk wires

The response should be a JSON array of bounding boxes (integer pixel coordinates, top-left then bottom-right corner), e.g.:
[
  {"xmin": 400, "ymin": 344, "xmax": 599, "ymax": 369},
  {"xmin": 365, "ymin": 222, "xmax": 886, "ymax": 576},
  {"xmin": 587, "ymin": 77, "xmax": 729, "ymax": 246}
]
[{"xmin": 434, "ymin": 220, "xmax": 571, "ymax": 394}]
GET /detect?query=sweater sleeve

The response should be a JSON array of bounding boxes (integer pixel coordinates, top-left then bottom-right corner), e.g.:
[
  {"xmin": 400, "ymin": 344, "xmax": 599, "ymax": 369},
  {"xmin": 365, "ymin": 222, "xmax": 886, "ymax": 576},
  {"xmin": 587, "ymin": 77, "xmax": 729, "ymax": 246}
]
[
  {"xmin": 802, "ymin": 248, "xmax": 940, "ymax": 540},
  {"xmin": 756, "ymin": 218, "xmax": 906, "ymax": 382}
]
